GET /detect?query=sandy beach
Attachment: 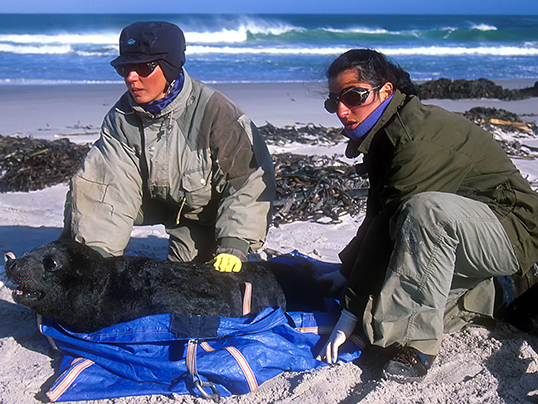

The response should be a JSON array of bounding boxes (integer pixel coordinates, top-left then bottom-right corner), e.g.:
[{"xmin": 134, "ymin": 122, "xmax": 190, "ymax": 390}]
[
  {"xmin": 2, "ymin": 78, "xmax": 537, "ymax": 140},
  {"xmin": 1, "ymin": 80, "xmax": 538, "ymax": 403}
]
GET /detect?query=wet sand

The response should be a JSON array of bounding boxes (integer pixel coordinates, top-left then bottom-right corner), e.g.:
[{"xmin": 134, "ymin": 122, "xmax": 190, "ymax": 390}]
[{"xmin": 1, "ymin": 79, "xmax": 537, "ymax": 141}]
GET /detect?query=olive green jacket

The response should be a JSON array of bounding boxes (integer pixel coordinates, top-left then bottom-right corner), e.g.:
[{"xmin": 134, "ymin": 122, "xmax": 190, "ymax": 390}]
[
  {"xmin": 63, "ymin": 69, "xmax": 275, "ymax": 258},
  {"xmin": 340, "ymin": 90, "xmax": 538, "ymax": 315}
]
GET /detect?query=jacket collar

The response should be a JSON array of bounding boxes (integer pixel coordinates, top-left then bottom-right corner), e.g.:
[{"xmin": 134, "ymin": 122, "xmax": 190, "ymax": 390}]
[{"xmin": 345, "ymin": 89, "xmax": 407, "ymax": 158}]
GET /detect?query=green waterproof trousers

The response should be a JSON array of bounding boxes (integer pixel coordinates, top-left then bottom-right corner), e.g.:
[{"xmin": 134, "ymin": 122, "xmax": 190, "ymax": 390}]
[{"xmin": 364, "ymin": 192, "xmax": 520, "ymax": 355}]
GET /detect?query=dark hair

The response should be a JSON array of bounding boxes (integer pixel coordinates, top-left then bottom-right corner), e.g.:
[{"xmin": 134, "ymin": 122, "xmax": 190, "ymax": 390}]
[{"xmin": 327, "ymin": 49, "xmax": 419, "ymax": 96}]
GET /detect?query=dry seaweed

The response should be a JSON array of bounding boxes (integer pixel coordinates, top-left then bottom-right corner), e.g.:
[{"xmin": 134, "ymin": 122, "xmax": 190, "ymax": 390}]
[
  {"xmin": 462, "ymin": 107, "xmax": 538, "ymax": 159},
  {"xmin": 0, "ymin": 107, "xmax": 536, "ymax": 226},
  {"xmin": 0, "ymin": 136, "xmax": 90, "ymax": 192},
  {"xmin": 258, "ymin": 123, "xmax": 344, "ymax": 146},
  {"xmin": 272, "ymin": 153, "xmax": 368, "ymax": 225},
  {"xmin": 418, "ymin": 78, "xmax": 538, "ymax": 100},
  {"xmin": 463, "ymin": 107, "xmax": 537, "ymax": 134}
]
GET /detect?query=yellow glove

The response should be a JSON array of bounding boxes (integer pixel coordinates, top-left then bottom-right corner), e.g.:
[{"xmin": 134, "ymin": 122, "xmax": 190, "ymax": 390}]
[{"xmin": 209, "ymin": 253, "xmax": 242, "ymax": 272}]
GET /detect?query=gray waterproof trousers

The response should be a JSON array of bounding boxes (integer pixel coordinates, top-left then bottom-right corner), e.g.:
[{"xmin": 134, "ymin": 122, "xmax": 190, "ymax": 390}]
[{"xmin": 363, "ymin": 192, "xmax": 520, "ymax": 355}]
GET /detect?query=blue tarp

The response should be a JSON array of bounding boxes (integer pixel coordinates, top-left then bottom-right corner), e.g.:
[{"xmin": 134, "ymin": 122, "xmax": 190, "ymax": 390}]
[{"xmin": 37, "ymin": 253, "xmax": 365, "ymax": 402}]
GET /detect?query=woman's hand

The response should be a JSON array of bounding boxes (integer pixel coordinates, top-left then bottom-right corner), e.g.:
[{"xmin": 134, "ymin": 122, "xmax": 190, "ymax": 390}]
[
  {"xmin": 209, "ymin": 253, "xmax": 242, "ymax": 272},
  {"xmin": 317, "ymin": 309, "xmax": 358, "ymax": 364},
  {"xmin": 317, "ymin": 270, "xmax": 347, "ymax": 297}
]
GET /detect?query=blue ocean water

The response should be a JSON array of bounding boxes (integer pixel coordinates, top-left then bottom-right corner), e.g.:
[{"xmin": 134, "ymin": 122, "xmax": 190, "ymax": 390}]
[{"xmin": 0, "ymin": 14, "xmax": 537, "ymax": 84}]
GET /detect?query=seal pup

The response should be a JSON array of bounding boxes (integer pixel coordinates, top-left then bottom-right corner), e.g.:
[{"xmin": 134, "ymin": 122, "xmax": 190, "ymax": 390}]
[{"xmin": 5, "ymin": 240, "xmax": 309, "ymax": 333}]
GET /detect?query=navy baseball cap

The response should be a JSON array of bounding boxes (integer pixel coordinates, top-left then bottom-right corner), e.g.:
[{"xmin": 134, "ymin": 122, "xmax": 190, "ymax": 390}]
[{"xmin": 110, "ymin": 21, "xmax": 186, "ymax": 82}]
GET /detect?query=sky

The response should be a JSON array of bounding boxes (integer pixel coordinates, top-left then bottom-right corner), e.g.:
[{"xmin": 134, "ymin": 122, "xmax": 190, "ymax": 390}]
[{"xmin": 1, "ymin": 0, "xmax": 537, "ymax": 15}]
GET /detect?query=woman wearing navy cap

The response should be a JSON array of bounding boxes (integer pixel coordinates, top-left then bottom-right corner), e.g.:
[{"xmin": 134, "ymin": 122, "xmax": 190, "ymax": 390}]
[{"xmin": 61, "ymin": 21, "xmax": 275, "ymax": 273}]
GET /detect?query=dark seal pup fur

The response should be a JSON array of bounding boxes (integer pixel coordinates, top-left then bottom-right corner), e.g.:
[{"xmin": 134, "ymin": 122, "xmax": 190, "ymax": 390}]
[{"xmin": 5, "ymin": 240, "xmax": 325, "ymax": 333}]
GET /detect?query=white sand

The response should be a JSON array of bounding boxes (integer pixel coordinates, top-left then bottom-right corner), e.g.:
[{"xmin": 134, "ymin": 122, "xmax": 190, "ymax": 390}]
[{"xmin": 1, "ymin": 82, "xmax": 538, "ymax": 403}]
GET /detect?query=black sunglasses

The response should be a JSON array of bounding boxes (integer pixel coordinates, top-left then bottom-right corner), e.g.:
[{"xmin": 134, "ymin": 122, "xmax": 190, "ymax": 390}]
[
  {"xmin": 114, "ymin": 61, "xmax": 159, "ymax": 78},
  {"xmin": 324, "ymin": 85, "xmax": 380, "ymax": 114}
]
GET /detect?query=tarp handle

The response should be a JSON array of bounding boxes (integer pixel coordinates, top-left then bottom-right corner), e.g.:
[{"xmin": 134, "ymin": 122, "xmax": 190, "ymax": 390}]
[
  {"xmin": 194, "ymin": 378, "xmax": 220, "ymax": 402},
  {"xmin": 187, "ymin": 339, "xmax": 220, "ymax": 401}
]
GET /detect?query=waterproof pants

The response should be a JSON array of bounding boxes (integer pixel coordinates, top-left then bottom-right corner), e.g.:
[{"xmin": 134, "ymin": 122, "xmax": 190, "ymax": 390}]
[
  {"xmin": 166, "ymin": 220, "xmax": 217, "ymax": 263},
  {"xmin": 365, "ymin": 192, "xmax": 519, "ymax": 356}
]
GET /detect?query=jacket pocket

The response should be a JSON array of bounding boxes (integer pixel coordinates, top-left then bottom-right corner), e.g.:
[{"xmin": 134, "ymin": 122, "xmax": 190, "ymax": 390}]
[
  {"xmin": 182, "ymin": 169, "xmax": 212, "ymax": 211},
  {"xmin": 73, "ymin": 175, "xmax": 113, "ymax": 212},
  {"xmin": 491, "ymin": 181, "xmax": 516, "ymax": 217}
]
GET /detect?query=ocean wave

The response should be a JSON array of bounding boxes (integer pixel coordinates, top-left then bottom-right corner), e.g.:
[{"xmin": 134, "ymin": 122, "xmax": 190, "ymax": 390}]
[
  {"xmin": 471, "ymin": 24, "xmax": 498, "ymax": 31},
  {"xmin": 240, "ymin": 20, "xmax": 304, "ymax": 36},
  {"xmin": 185, "ymin": 25, "xmax": 308, "ymax": 43},
  {"xmin": 186, "ymin": 45, "xmax": 347, "ymax": 55},
  {"xmin": 180, "ymin": 16, "xmax": 304, "ymax": 43},
  {"xmin": 188, "ymin": 24, "xmax": 527, "ymax": 44},
  {"xmin": 2, "ymin": 39, "xmax": 536, "ymax": 58},
  {"xmin": 76, "ymin": 47, "xmax": 117, "ymax": 57},
  {"xmin": 0, "ymin": 78, "xmax": 124, "ymax": 85},
  {"xmin": 0, "ymin": 33, "xmax": 117, "ymax": 45},
  {"xmin": 186, "ymin": 45, "xmax": 538, "ymax": 57},
  {"xmin": 0, "ymin": 23, "xmax": 528, "ymax": 50},
  {"xmin": 186, "ymin": 29, "xmax": 248, "ymax": 44},
  {"xmin": 384, "ymin": 46, "xmax": 538, "ymax": 56},
  {"xmin": 0, "ymin": 25, "xmax": 303, "ymax": 47},
  {"xmin": 323, "ymin": 27, "xmax": 394, "ymax": 35},
  {"xmin": 0, "ymin": 43, "xmax": 72, "ymax": 55},
  {"xmin": 0, "ymin": 14, "xmax": 535, "ymax": 84}
]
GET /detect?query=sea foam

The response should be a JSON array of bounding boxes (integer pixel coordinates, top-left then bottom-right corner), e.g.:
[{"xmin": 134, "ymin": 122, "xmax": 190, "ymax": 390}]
[{"xmin": 0, "ymin": 43, "xmax": 71, "ymax": 55}]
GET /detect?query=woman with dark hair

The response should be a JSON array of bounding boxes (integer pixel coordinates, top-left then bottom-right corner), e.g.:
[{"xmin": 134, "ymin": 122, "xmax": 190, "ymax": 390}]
[
  {"xmin": 318, "ymin": 48, "xmax": 538, "ymax": 382},
  {"xmin": 61, "ymin": 22, "xmax": 275, "ymax": 273}
]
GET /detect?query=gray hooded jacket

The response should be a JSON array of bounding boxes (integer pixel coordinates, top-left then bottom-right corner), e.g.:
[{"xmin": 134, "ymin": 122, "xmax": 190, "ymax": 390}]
[{"xmin": 63, "ymin": 69, "xmax": 275, "ymax": 260}]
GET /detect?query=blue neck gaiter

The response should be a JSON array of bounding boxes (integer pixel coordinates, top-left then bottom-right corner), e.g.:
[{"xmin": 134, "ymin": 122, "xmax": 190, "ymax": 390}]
[
  {"xmin": 344, "ymin": 94, "xmax": 394, "ymax": 142},
  {"xmin": 140, "ymin": 70, "xmax": 185, "ymax": 115}
]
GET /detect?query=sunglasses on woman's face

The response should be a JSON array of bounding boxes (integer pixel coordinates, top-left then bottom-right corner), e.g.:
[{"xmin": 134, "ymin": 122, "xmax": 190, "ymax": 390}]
[
  {"xmin": 114, "ymin": 61, "xmax": 159, "ymax": 78},
  {"xmin": 324, "ymin": 85, "xmax": 380, "ymax": 114}
]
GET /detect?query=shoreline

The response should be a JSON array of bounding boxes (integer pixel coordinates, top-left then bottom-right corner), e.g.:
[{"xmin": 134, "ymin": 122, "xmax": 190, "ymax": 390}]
[
  {"xmin": 1, "ymin": 79, "xmax": 537, "ymax": 141},
  {"xmin": 1, "ymin": 78, "xmax": 536, "ymax": 88}
]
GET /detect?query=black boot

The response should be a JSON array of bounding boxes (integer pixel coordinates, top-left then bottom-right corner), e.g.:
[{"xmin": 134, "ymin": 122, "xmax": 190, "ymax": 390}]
[{"xmin": 382, "ymin": 346, "xmax": 435, "ymax": 383}]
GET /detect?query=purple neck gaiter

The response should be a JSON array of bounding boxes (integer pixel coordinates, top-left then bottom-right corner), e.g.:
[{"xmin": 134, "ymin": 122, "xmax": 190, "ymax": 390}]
[{"xmin": 344, "ymin": 94, "xmax": 394, "ymax": 142}]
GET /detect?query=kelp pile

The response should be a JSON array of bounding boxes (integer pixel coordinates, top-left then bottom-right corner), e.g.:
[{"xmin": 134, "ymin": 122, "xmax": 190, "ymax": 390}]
[
  {"xmin": 418, "ymin": 78, "xmax": 538, "ymax": 101},
  {"xmin": 462, "ymin": 107, "xmax": 538, "ymax": 159},
  {"xmin": 272, "ymin": 153, "xmax": 368, "ymax": 225},
  {"xmin": 259, "ymin": 123, "xmax": 344, "ymax": 146},
  {"xmin": 1, "ymin": 106, "xmax": 536, "ymax": 225},
  {"xmin": 0, "ymin": 136, "xmax": 90, "ymax": 192}
]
